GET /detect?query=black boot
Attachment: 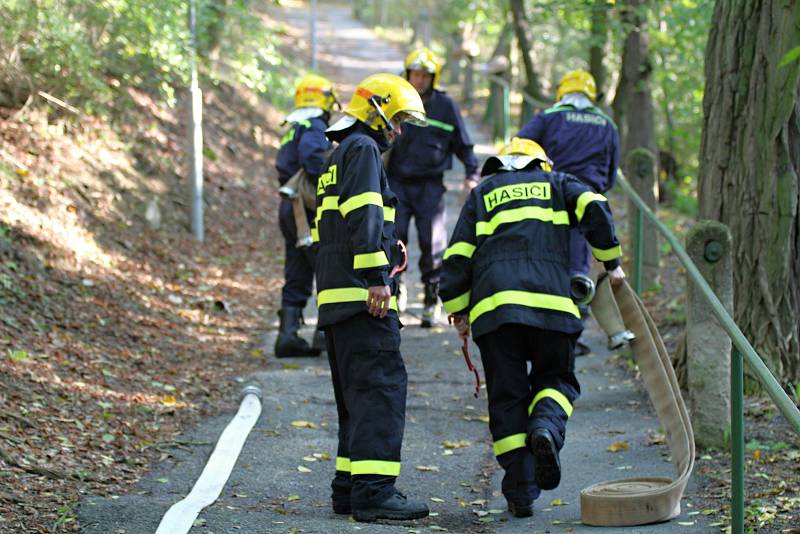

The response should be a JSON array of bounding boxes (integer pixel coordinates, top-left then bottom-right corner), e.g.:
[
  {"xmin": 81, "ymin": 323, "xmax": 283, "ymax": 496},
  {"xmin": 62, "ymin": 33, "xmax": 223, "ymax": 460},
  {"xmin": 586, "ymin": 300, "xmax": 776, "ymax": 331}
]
[
  {"xmin": 312, "ymin": 327, "xmax": 326, "ymax": 353},
  {"xmin": 528, "ymin": 428, "xmax": 561, "ymax": 490},
  {"xmin": 420, "ymin": 282, "xmax": 440, "ymax": 328},
  {"xmin": 507, "ymin": 500, "xmax": 533, "ymax": 518},
  {"xmin": 352, "ymin": 491, "xmax": 429, "ymax": 522},
  {"xmin": 274, "ymin": 307, "xmax": 320, "ymax": 358}
]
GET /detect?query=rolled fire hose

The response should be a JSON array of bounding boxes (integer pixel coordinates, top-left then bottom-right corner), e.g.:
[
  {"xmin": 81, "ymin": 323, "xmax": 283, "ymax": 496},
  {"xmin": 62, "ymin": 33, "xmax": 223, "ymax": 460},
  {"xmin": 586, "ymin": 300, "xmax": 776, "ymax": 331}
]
[
  {"xmin": 279, "ymin": 167, "xmax": 319, "ymax": 248},
  {"xmin": 581, "ymin": 277, "xmax": 695, "ymax": 526}
]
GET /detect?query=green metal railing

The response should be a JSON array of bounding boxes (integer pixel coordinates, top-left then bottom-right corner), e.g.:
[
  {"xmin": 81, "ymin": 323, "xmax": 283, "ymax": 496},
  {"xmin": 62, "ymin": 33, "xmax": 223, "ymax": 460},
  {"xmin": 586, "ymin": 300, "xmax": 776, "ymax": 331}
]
[
  {"xmin": 485, "ymin": 74, "xmax": 551, "ymax": 141},
  {"xmin": 617, "ymin": 172, "xmax": 800, "ymax": 533}
]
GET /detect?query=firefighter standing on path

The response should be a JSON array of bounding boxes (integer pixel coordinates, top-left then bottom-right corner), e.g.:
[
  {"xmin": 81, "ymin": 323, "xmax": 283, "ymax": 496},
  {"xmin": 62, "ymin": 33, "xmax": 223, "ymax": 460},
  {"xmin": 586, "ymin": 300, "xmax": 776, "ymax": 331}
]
[
  {"xmin": 273, "ymin": 74, "xmax": 337, "ymax": 358},
  {"xmin": 387, "ymin": 47, "xmax": 480, "ymax": 327},
  {"xmin": 315, "ymin": 73, "xmax": 429, "ymax": 523},
  {"xmin": 440, "ymin": 138, "xmax": 625, "ymax": 518},
  {"xmin": 516, "ymin": 69, "xmax": 620, "ymax": 354}
]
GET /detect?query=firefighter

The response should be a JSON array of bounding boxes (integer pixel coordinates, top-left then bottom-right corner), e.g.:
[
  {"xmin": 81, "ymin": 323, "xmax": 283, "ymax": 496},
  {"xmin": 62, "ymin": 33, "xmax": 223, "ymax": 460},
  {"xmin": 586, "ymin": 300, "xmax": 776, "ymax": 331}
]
[
  {"xmin": 315, "ymin": 73, "xmax": 429, "ymax": 523},
  {"xmin": 386, "ymin": 47, "xmax": 480, "ymax": 327},
  {"xmin": 516, "ymin": 69, "xmax": 620, "ymax": 354},
  {"xmin": 440, "ymin": 138, "xmax": 625, "ymax": 517},
  {"xmin": 273, "ymin": 74, "xmax": 337, "ymax": 358}
]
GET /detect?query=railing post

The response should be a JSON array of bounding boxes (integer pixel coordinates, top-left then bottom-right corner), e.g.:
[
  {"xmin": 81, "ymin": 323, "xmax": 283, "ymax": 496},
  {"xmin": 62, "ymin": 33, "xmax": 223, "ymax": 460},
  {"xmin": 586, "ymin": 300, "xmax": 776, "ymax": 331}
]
[
  {"xmin": 485, "ymin": 76, "xmax": 509, "ymax": 143},
  {"xmin": 520, "ymin": 99, "xmax": 534, "ymax": 129},
  {"xmin": 624, "ymin": 148, "xmax": 659, "ymax": 289},
  {"xmin": 500, "ymin": 81, "xmax": 509, "ymax": 142},
  {"xmin": 686, "ymin": 220, "xmax": 733, "ymax": 449},
  {"xmin": 633, "ymin": 207, "xmax": 643, "ymax": 294},
  {"xmin": 731, "ymin": 347, "xmax": 745, "ymax": 534}
]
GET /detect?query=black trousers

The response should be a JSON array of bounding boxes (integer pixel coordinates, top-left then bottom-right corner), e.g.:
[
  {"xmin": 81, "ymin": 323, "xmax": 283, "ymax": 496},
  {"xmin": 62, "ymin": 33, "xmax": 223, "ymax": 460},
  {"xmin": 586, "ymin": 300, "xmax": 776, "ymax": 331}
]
[
  {"xmin": 326, "ymin": 312, "xmax": 407, "ymax": 507},
  {"xmin": 475, "ymin": 324, "xmax": 580, "ymax": 503},
  {"xmin": 389, "ymin": 177, "xmax": 447, "ymax": 285},
  {"xmin": 278, "ymin": 198, "xmax": 315, "ymax": 308}
]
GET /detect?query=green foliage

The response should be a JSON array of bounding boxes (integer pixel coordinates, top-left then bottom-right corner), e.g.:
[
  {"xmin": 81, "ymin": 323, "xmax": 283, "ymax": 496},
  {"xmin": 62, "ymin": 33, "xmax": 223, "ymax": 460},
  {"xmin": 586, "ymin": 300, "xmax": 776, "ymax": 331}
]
[
  {"xmin": 650, "ymin": 1, "xmax": 714, "ymax": 180},
  {"xmin": 0, "ymin": 0, "xmax": 291, "ymax": 112}
]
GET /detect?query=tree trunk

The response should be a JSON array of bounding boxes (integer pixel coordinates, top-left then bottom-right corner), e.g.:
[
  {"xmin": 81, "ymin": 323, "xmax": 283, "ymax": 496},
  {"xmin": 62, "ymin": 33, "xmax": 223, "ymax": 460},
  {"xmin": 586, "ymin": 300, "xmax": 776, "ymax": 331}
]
[
  {"xmin": 509, "ymin": 0, "xmax": 546, "ymax": 102},
  {"xmin": 698, "ymin": 0, "xmax": 800, "ymax": 386},
  {"xmin": 620, "ymin": 0, "xmax": 659, "ymax": 289},
  {"xmin": 589, "ymin": 0, "xmax": 610, "ymax": 105}
]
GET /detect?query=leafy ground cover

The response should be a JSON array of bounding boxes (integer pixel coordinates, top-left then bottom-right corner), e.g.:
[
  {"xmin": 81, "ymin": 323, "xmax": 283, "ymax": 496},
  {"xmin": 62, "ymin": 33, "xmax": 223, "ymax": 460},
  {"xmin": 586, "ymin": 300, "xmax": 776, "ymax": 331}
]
[{"xmin": 0, "ymin": 73, "xmax": 287, "ymax": 534}]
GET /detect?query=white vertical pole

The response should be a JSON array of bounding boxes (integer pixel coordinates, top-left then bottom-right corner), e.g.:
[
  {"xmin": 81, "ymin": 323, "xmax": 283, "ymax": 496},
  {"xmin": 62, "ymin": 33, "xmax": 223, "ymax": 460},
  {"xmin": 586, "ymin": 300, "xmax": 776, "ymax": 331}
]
[
  {"xmin": 189, "ymin": 0, "xmax": 204, "ymax": 242},
  {"xmin": 310, "ymin": 0, "xmax": 318, "ymax": 70}
]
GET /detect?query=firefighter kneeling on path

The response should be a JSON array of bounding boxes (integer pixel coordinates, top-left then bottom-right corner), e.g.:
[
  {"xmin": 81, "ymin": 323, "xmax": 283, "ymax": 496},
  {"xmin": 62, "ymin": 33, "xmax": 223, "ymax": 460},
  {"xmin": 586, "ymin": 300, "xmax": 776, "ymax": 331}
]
[
  {"xmin": 516, "ymin": 69, "xmax": 620, "ymax": 356},
  {"xmin": 440, "ymin": 138, "xmax": 625, "ymax": 518},
  {"xmin": 386, "ymin": 47, "xmax": 480, "ymax": 327},
  {"xmin": 315, "ymin": 73, "xmax": 429, "ymax": 523},
  {"xmin": 273, "ymin": 74, "xmax": 337, "ymax": 358}
]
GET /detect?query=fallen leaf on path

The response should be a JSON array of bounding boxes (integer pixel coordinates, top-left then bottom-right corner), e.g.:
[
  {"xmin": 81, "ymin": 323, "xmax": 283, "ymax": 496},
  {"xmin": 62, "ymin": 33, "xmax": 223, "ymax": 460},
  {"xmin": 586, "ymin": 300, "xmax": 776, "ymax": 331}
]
[
  {"xmin": 297, "ymin": 465, "xmax": 311, "ymax": 473},
  {"xmin": 430, "ymin": 497, "xmax": 445, "ymax": 503},
  {"xmin": 286, "ymin": 495, "xmax": 300, "ymax": 501},
  {"xmin": 607, "ymin": 441, "xmax": 629, "ymax": 452},
  {"xmin": 415, "ymin": 465, "xmax": 439, "ymax": 472},
  {"xmin": 550, "ymin": 498, "xmax": 568, "ymax": 506},
  {"xmin": 290, "ymin": 420, "xmax": 317, "ymax": 429},
  {"xmin": 442, "ymin": 440, "xmax": 471, "ymax": 449}
]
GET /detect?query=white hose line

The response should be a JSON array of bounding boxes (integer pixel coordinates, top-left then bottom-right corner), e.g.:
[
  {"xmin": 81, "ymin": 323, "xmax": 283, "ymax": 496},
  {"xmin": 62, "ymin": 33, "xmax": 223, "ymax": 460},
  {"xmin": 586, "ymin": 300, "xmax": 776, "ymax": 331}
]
[{"xmin": 155, "ymin": 386, "xmax": 262, "ymax": 534}]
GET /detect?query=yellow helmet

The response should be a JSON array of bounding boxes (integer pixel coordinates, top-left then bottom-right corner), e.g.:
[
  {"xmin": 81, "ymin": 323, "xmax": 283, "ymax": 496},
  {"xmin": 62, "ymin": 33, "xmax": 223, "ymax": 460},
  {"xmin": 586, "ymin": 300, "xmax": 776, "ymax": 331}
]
[
  {"xmin": 481, "ymin": 137, "xmax": 552, "ymax": 176},
  {"xmin": 404, "ymin": 47, "xmax": 441, "ymax": 89},
  {"xmin": 556, "ymin": 69, "xmax": 597, "ymax": 102},
  {"xmin": 344, "ymin": 73, "xmax": 427, "ymax": 131},
  {"xmin": 294, "ymin": 73, "xmax": 338, "ymax": 112}
]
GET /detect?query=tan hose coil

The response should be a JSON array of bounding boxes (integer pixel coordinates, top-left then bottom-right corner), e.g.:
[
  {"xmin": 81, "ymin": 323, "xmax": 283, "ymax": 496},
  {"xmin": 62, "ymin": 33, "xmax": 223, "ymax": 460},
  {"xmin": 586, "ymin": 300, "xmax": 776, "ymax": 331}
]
[{"xmin": 581, "ymin": 278, "xmax": 695, "ymax": 526}]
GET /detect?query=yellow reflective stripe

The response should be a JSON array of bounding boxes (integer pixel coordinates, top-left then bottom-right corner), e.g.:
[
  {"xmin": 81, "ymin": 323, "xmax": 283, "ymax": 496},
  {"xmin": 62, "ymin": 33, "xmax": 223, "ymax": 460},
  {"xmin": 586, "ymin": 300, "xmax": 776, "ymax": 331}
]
[
  {"xmin": 443, "ymin": 291, "xmax": 471, "ymax": 313},
  {"xmin": 528, "ymin": 388, "xmax": 574, "ymax": 417},
  {"xmin": 353, "ymin": 251, "xmax": 389, "ymax": 269},
  {"xmin": 469, "ymin": 290, "xmax": 580, "ymax": 323},
  {"xmin": 316, "ymin": 195, "xmax": 394, "ymax": 225},
  {"xmin": 311, "ymin": 228, "xmax": 319, "ymax": 243},
  {"xmin": 339, "ymin": 192, "xmax": 384, "ymax": 217},
  {"xmin": 315, "ymin": 195, "xmax": 340, "ymax": 227},
  {"xmin": 493, "ymin": 433, "xmax": 527, "ymax": 456},
  {"xmin": 336, "ymin": 456, "xmax": 351, "ymax": 472},
  {"xmin": 575, "ymin": 192, "xmax": 607, "ymax": 222},
  {"xmin": 443, "ymin": 241, "xmax": 476, "ymax": 260},
  {"xmin": 317, "ymin": 288, "xmax": 398, "ymax": 311},
  {"xmin": 350, "ymin": 460, "xmax": 400, "ymax": 476},
  {"xmin": 476, "ymin": 206, "xmax": 569, "ymax": 236},
  {"xmin": 591, "ymin": 244, "xmax": 622, "ymax": 262}
]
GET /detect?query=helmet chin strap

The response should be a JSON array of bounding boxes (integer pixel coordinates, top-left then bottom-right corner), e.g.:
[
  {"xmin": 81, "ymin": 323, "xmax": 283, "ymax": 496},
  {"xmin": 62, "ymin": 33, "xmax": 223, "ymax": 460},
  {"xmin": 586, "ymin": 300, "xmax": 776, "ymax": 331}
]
[{"xmin": 369, "ymin": 96, "xmax": 394, "ymax": 131}]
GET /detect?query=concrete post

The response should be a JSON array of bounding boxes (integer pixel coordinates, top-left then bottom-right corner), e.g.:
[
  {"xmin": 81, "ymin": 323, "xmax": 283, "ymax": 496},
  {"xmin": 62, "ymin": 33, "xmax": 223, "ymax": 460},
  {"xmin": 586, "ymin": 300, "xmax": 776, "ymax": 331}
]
[
  {"xmin": 686, "ymin": 220, "xmax": 733, "ymax": 449},
  {"xmin": 624, "ymin": 148, "xmax": 659, "ymax": 288}
]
